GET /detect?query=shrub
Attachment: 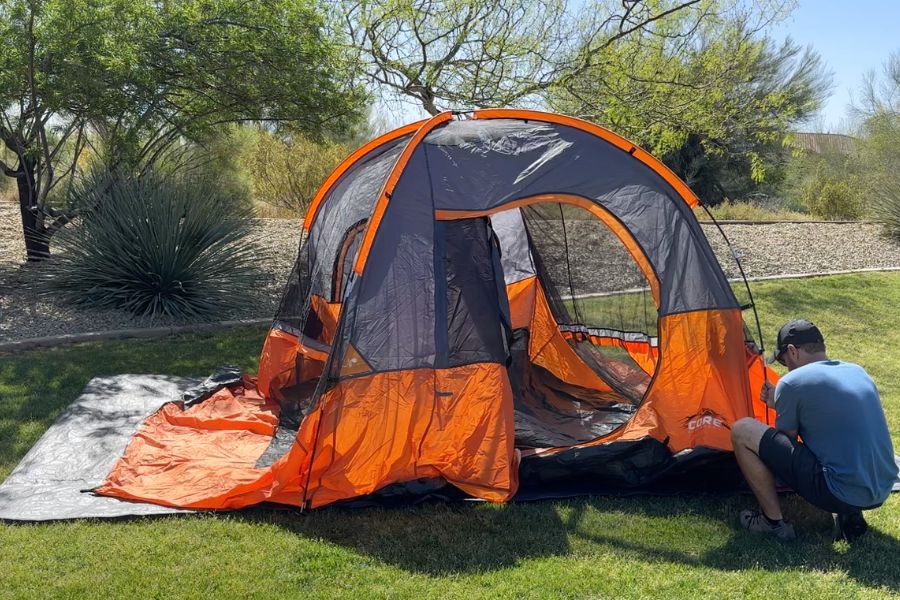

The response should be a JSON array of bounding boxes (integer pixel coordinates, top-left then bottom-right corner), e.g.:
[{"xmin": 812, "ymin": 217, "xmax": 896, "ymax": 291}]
[
  {"xmin": 783, "ymin": 151, "xmax": 865, "ymax": 220},
  {"xmin": 802, "ymin": 178, "xmax": 863, "ymax": 220},
  {"xmin": 872, "ymin": 178, "xmax": 900, "ymax": 242},
  {"xmin": 796, "ymin": 163, "xmax": 864, "ymax": 220},
  {"xmin": 250, "ymin": 131, "xmax": 350, "ymax": 215},
  {"xmin": 43, "ymin": 171, "xmax": 261, "ymax": 320},
  {"xmin": 170, "ymin": 126, "xmax": 256, "ymax": 209}
]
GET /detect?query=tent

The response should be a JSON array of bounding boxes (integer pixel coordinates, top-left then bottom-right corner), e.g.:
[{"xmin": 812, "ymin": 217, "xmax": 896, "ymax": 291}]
[{"xmin": 95, "ymin": 109, "xmax": 778, "ymax": 510}]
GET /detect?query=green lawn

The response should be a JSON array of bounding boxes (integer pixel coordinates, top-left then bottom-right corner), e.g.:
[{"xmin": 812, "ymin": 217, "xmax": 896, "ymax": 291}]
[{"xmin": 2, "ymin": 273, "xmax": 900, "ymax": 599}]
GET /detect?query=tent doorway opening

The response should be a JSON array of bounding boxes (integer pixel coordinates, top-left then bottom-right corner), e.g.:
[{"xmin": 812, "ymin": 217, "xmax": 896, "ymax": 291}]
[{"xmin": 450, "ymin": 200, "xmax": 662, "ymax": 450}]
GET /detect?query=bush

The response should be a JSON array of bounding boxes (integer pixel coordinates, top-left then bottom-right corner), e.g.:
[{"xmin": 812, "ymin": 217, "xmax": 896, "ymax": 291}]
[
  {"xmin": 858, "ymin": 110, "xmax": 900, "ymax": 239},
  {"xmin": 250, "ymin": 131, "xmax": 350, "ymax": 215},
  {"xmin": 795, "ymin": 163, "xmax": 864, "ymax": 220},
  {"xmin": 783, "ymin": 151, "xmax": 866, "ymax": 220},
  {"xmin": 43, "ymin": 171, "xmax": 260, "ymax": 320},
  {"xmin": 872, "ymin": 178, "xmax": 900, "ymax": 242},
  {"xmin": 801, "ymin": 178, "xmax": 863, "ymax": 220},
  {"xmin": 174, "ymin": 126, "xmax": 256, "ymax": 209}
]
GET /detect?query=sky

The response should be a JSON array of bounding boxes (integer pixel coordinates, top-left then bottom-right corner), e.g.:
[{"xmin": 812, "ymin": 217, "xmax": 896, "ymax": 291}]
[
  {"xmin": 377, "ymin": 1, "xmax": 900, "ymax": 134},
  {"xmin": 767, "ymin": 0, "xmax": 900, "ymax": 132}
]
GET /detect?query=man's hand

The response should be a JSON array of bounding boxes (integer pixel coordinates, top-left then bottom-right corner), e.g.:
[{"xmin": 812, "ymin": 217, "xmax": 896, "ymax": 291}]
[{"xmin": 761, "ymin": 380, "xmax": 776, "ymax": 408}]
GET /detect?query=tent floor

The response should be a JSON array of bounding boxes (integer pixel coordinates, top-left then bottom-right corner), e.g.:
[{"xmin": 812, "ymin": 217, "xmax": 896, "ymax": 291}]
[
  {"xmin": 508, "ymin": 331, "xmax": 640, "ymax": 449},
  {"xmin": 512, "ymin": 368, "xmax": 637, "ymax": 449}
]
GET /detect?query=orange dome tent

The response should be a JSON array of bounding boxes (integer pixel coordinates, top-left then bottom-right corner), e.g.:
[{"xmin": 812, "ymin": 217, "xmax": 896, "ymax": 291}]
[{"xmin": 97, "ymin": 109, "xmax": 778, "ymax": 510}]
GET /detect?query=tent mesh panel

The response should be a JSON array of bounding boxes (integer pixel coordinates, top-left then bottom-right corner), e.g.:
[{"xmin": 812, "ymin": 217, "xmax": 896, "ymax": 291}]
[
  {"xmin": 521, "ymin": 203, "xmax": 657, "ymax": 398},
  {"xmin": 274, "ymin": 233, "xmax": 311, "ymax": 333}
]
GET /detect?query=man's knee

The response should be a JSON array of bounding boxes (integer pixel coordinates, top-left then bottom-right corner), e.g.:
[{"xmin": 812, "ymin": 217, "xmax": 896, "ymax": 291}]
[{"xmin": 732, "ymin": 417, "xmax": 769, "ymax": 452}]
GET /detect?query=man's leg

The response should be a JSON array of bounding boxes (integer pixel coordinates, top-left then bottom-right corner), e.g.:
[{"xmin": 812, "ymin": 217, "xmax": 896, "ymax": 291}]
[{"xmin": 731, "ymin": 417, "xmax": 783, "ymax": 520}]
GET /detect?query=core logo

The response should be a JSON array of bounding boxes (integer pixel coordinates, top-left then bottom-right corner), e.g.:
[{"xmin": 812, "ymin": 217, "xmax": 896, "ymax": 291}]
[{"xmin": 683, "ymin": 409, "xmax": 730, "ymax": 431}]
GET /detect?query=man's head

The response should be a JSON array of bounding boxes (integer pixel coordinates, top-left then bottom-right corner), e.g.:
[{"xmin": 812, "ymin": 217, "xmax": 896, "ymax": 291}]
[{"xmin": 769, "ymin": 319, "xmax": 828, "ymax": 371}]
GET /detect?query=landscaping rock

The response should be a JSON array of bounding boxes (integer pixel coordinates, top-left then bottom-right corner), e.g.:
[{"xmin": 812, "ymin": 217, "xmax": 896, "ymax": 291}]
[{"xmin": 3, "ymin": 201, "xmax": 900, "ymax": 342}]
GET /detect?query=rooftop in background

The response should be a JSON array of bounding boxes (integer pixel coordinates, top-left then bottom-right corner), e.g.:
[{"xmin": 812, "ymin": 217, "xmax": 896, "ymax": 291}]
[{"xmin": 792, "ymin": 132, "xmax": 857, "ymax": 155}]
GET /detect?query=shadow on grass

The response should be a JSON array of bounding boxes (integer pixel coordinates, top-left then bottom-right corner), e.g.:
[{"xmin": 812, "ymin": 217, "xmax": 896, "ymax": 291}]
[
  {"xmin": 235, "ymin": 493, "xmax": 900, "ymax": 591},
  {"xmin": 240, "ymin": 501, "xmax": 573, "ymax": 574},
  {"xmin": 563, "ymin": 496, "xmax": 900, "ymax": 592}
]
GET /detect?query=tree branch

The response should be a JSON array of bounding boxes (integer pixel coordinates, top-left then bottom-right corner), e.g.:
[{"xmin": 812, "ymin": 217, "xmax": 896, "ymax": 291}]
[{"xmin": 0, "ymin": 157, "xmax": 17, "ymax": 177}]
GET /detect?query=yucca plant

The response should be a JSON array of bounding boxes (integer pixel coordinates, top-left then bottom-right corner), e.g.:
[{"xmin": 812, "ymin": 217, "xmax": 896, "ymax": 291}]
[
  {"xmin": 873, "ymin": 177, "xmax": 900, "ymax": 242},
  {"xmin": 44, "ymin": 170, "xmax": 261, "ymax": 320}
]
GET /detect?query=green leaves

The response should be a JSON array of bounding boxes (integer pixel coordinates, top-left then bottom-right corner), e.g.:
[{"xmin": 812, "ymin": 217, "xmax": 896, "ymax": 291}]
[
  {"xmin": 548, "ymin": 6, "xmax": 832, "ymax": 204},
  {"xmin": 855, "ymin": 52, "xmax": 900, "ymax": 236},
  {"xmin": 2, "ymin": 0, "xmax": 366, "ymax": 260},
  {"xmin": 42, "ymin": 169, "xmax": 262, "ymax": 320},
  {"xmin": 250, "ymin": 130, "xmax": 351, "ymax": 214}
]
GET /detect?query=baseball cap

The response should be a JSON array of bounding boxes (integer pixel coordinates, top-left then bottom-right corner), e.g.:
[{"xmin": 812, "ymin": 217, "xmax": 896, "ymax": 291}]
[{"xmin": 768, "ymin": 319, "xmax": 825, "ymax": 364}]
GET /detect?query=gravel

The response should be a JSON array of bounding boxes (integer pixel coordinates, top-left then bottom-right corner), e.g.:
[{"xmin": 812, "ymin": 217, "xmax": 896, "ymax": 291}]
[
  {"xmin": 0, "ymin": 202, "xmax": 303, "ymax": 342},
  {"xmin": 3, "ymin": 200, "xmax": 900, "ymax": 343}
]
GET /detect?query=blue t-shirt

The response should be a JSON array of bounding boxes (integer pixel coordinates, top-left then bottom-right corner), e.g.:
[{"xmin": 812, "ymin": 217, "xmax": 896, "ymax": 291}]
[{"xmin": 775, "ymin": 360, "xmax": 898, "ymax": 507}]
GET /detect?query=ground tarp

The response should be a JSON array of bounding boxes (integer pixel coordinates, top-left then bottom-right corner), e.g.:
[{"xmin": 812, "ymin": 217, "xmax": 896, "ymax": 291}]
[{"xmin": 0, "ymin": 375, "xmax": 197, "ymax": 522}]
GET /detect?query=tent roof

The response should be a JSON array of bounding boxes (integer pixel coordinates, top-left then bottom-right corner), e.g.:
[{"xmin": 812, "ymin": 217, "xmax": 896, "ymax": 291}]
[{"xmin": 303, "ymin": 109, "xmax": 699, "ymax": 234}]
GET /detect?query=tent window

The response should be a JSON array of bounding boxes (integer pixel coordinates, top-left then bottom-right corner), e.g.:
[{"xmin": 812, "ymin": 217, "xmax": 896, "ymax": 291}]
[
  {"xmin": 331, "ymin": 219, "xmax": 368, "ymax": 302},
  {"xmin": 522, "ymin": 202, "xmax": 658, "ymax": 383}
]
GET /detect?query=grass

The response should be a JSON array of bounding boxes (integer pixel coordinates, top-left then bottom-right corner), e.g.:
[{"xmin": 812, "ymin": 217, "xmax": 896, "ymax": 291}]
[
  {"xmin": 696, "ymin": 201, "xmax": 815, "ymax": 222},
  {"xmin": 2, "ymin": 273, "xmax": 900, "ymax": 599},
  {"xmin": 0, "ymin": 327, "xmax": 265, "ymax": 483}
]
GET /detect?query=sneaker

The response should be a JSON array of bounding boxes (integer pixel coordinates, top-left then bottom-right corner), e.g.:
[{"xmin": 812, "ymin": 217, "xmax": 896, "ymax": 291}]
[
  {"xmin": 833, "ymin": 511, "xmax": 868, "ymax": 542},
  {"xmin": 740, "ymin": 509, "xmax": 797, "ymax": 541}
]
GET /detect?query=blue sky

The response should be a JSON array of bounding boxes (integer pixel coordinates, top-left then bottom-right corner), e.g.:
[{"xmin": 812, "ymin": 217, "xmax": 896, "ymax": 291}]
[{"xmin": 768, "ymin": 0, "xmax": 900, "ymax": 132}]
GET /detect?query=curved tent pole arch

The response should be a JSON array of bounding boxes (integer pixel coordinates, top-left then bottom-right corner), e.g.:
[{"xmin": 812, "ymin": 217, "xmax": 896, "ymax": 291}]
[{"xmin": 302, "ymin": 118, "xmax": 428, "ymax": 232}]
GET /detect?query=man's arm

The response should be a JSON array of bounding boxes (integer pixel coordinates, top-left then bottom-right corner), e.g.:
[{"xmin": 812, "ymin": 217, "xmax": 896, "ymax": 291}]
[
  {"xmin": 761, "ymin": 380, "xmax": 799, "ymax": 437},
  {"xmin": 769, "ymin": 379, "xmax": 800, "ymax": 438}
]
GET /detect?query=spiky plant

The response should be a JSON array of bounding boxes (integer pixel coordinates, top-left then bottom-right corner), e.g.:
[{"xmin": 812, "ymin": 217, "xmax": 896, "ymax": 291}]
[
  {"xmin": 874, "ymin": 178, "xmax": 900, "ymax": 242},
  {"xmin": 44, "ymin": 171, "xmax": 261, "ymax": 320}
]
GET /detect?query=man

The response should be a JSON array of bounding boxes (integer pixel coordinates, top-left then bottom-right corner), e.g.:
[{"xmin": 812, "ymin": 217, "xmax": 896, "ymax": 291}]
[{"xmin": 731, "ymin": 319, "xmax": 898, "ymax": 541}]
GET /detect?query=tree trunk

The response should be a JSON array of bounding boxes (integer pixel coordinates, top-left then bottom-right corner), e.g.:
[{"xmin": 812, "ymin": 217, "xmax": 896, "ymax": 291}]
[{"xmin": 16, "ymin": 160, "xmax": 50, "ymax": 261}]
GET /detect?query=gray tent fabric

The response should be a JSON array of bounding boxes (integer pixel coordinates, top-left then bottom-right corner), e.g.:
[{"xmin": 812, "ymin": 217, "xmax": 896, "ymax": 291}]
[
  {"xmin": 0, "ymin": 375, "xmax": 198, "ymax": 522},
  {"xmin": 348, "ymin": 147, "xmax": 439, "ymax": 372},
  {"xmin": 307, "ymin": 135, "xmax": 408, "ymax": 299},
  {"xmin": 421, "ymin": 119, "xmax": 738, "ymax": 315},
  {"xmin": 491, "ymin": 207, "xmax": 535, "ymax": 285}
]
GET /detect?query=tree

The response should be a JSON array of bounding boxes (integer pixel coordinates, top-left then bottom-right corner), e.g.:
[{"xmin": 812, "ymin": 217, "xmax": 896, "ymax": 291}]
[
  {"xmin": 854, "ymin": 51, "xmax": 900, "ymax": 181},
  {"xmin": 343, "ymin": 0, "xmax": 708, "ymax": 116},
  {"xmin": 547, "ymin": 7, "xmax": 832, "ymax": 204},
  {"xmin": 853, "ymin": 52, "xmax": 900, "ymax": 236},
  {"xmin": 0, "ymin": 0, "xmax": 365, "ymax": 261}
]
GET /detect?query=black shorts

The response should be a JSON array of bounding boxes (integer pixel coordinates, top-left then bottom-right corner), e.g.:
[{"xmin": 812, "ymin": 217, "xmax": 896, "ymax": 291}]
[{"xmin": 758, "ymin": 428, "xmax": 872, "ymax": 514}]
